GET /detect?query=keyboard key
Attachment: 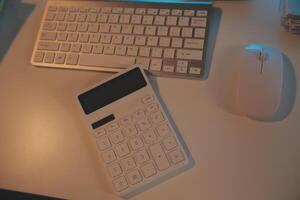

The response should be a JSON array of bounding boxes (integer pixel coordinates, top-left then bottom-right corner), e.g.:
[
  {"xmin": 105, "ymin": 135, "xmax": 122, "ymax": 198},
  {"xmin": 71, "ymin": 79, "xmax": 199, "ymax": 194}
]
[
  {"xmin": 71, "ymin": 43, "xmax": 81, "ymax": 52},
  {"xmin": 178, "ymin": 17, "xmax": 190, "ymax": 26},
  {"xmin": 92, "ymin": 45, "xmax": 103, "ymax": 54},
  {"xmin": 127, "ymin": 46, "xmax": 138, "ymax": 56},
  {"xmin": 169, "ymin": 27, "xmax": 180, "ymax": 37},
  {"xmin": 171, "ymin": 38, "xmax": 183, "ymax": 48},
  {"xmin": 38, "ymin": 42, "xmax": 60, "ymax": 51},
  {"xmin": 66, "ymin": 53, "xmax": 79, "ymax": 65},
  {"xmin": 82, "ymin": 44, "xmax": 92, "ymax": 53},
  {"xmin": 142, "ymin": 15, "xmax": 153, "ymax": 25},
  {"xmin": 191, "ymin": 17, "xmax": 207, "ymax": 27},
  {"xmin": 168, "ymin": 149, "xmax": 185, "ymax": 164},
  {"xmin": 176, "ymin": 49, "xmax": 203, "ymax": 60},
  {"xmin": 122, "ymin": 125, "xmax": 137, "ymax": 137},
  {"xmin": 136, "ymin": 118, "xmax": 151, "ymax": 131},
  {"xmin": 184, "ymin": 10, "xmax": 195, "ymax": 16},
  {"xmin": 121, "ymin": 157, "xmax": 136, "ymax": 171},
  {"xmin": 131, "ymin": 15, "xmax": 142, "ymax": 24},
  {"xmin": 156, "ymin": 123, "xmax": 172, "ymax": 137},
  {"xmin": 102, "ymin": 149, "xmax": 117, "ymax": 163},
  {"xmin": 154, "ymin": 16, "xmax": 165, "ymax": 25},
  {"xmin": 163, "ymin": 48, "xmax": 175, "ymax": 59},
  {"xmin": 116, "ymin": 143, "xmax": 131, "ymax": 157},
  {"xmin": 33, "ymin": 51, "xmax": 44, "ymax": 62},
  {"xmin": 194, "ymin": 28, "xmax": 206, "ymax": 38},
  {"xmin": 150, "ymin": 111, "xmax": 165, "ymax": 124},
  {"xmin": 163, "ymin": 65, "xmax": 174, "ymax": 73},
  {"xmin": 150, "ymin": 144, "xmax": 170, "ymax": 171},
  {"xmin": 196, "ymin": 10, "xmax": 208, "ymax": 17},
  {"xmin": 142, "ymin": 95, "xmax": 154, "ymax": 104},
  {"xmin": 108, "ymin": 163, "xmax": 122, "ymax": 177},
  {"xmin": 43, "ymin": 22, "xmax": 57, "ymax": 31},
  {"xmin": 141, "ymin": 162, "xmax": 157, "ymax": 178},
  {"xmin": 145, "ymin": 26, "xmax": 156, "ymax": 35},
  {"xmin": 184, "ymin": 38, "xmax": 204, "ymax": 49},
  {"xmin": 60, "ymin": 43, "xmax": 70, "ymax": 52},
  {"xmin": 94, "ymin": 128, "xmax": 106, "ymax": 137},
  {"xmin": 150, "ymin": 59, "xmax": 162, "ymax": 71},
  {"xmin": 147, "ymin": 8, "xmax": 158, "ymax": 15},
  {"xmin": 105, "ymin": 119, "xmax": 119, "ymax": 131},
  {"xmin": 147, "ymin": 36, "xmax": 158, "ymax": 46},
  {"xmin": 54, "ymin": 53, "xmax": 66, "ymax": 64},
  {"xmin": 132, "ymin": 109, "xmax": 145, "ymax": 122},
  {"xmin": 189, "ymin": 67, "xmax": 201, "ymax": 75},
  {"xmin": 159, "ymin": 9, "xmax": 170, "ymax": 15},
  {"xmin": 151, "ymin": 48, "xmax": 163, "ymax": 58},
  {"xmin": 79, "ymin": 55, "xmax": 135, "ymax": 68},
  {"xmin": 44, "ymin": 52, "xmax": 55, "ymax": 63},
  {"xmin": 139, "ymin": 47, "xmax": 150, "ymax": 57},
  {"xmin": 126, "ymin": 169, "xmax": 142, "ymax": 185},
  {"xmin": 134, "ymin": 149, "xmax": 150, "ymax": 164},
  {"xmin": 115, "ymin": 45, "xmax": 126, "ymax": 55},
  {"xmin": 129, "ymin": 136, "xmax": 144, "ymax": 150},
  {"xmin": 142, "ymin": 130, "xmax": 157, "ymax": 144},
  {"xmin": 136, "ymin": 58, "xmax": 150, "ymax": 69},
  {"xmin": 109, "ymin": 130, "xmax": 124, "ymax": 144},
  {"xmin": 97, "ymin": 136, "xmax": 111, "ymax": 150},
  {"xmin": 40, "ymin": 32, "xmax": 57, "ymax": 41},
  {"xmin": 182, "ymin": 27, "xmax": 193, "ymax": 37},
  {"xmin": 113, "ymin": 176, "xmax": 128, "ymax": 192},
  {"xmin": 162, "ymin": 137, "xmax": 178, "ymax": 151},
  {"xmin": 146, "ymin": 103, "xmax": 159, "ymax": 114},
  {"xmin": 172, "ymin": 9, "xmax": 182, "ymax": 16},
  {"xmin": 159, "ymin": 37, "xmax": 171, "ymax": 47}
]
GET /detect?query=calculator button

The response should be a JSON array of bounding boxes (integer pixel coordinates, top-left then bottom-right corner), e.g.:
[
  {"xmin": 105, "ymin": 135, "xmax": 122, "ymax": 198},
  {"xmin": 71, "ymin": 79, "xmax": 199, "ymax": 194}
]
[
  {"xmin": 102, "ymin": 149, "xmax": 117, "ymax": 163},
  {"xmin": 162, "ymin": 137, "xmax": 178, "ymax": 151},
  {"xmin": 142, "ymin": 130, "xmax": 157, "ymax": 144},
  {"xmin": 168, "ymin": 149, "xmax": 185, "ymax": 164},
  {"xmin": 116, "ymin": 143, "xmax": 131, "ymax": 158},
  {"xmin": 113, "ymin": 176, "xmax": 128, "ymax": 192},
  {"xmin": 94, "ymin": 128, "xmax": 106, "ymax": 137},
  {"xmin": 121, "ymin": 157, "xmax": 136, "ymax": 171},
  {"xmin": 134, "ymin": 149, "xmax": 150, "ymax": 164},
  {"xmin": 129, "ymin": 136, "xmax": 144, "ymax": 150},
  {"xmin": 108, "ymin": 163, "xmax": 123, "ymax": 177},
  {"xmin": 106, "ymin": 122, "xmax": 120, "ymax": 132},
  {"xmin": 126, "ymin": 169, "xmax": 143, "ymax": 185},
  {"xmin": 97, "ymin": 136, "xmax": 111, "ymax": 150},
  {"xmin": 141, "ymin": 162, "xmax": 157, "ymax": 178},
  {"xmin": 150, "ymin": 111, "xmax": 165, "ymax": 124},
  {"xmin": 142, "ymin": 95, "xmax": 154, "ymax": 104},
  {"xmin": 149, "ymin": 143, "xmax": 170, "ymax": 171},
  {"xmin": 122, "ymin": 125, "xmax": 138, "ymax": 137},
  {"xmin": 109, "ymin": 130, "xmax": 124, "ymax": 144},
  {"xmin": 156, "ymin": 123, "xmax": 172, "ymax": 138},
  {"xmin": 136, "ymin": 118, "xmax": 151, "ymax": 131}
]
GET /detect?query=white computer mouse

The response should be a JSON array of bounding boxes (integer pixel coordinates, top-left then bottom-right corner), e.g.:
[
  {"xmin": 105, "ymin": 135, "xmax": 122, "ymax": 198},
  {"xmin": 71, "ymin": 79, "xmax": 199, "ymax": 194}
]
[{"xmin": 237, "ymin": 44, "xmax": 284, "ymax": 120}]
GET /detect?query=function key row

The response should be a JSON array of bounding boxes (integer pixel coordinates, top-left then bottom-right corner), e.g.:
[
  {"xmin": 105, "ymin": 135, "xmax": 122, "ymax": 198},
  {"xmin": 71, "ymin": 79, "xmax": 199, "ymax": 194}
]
[{"xmin": 48, "ymin": 5, "xmax": 208, "ymax": 17}]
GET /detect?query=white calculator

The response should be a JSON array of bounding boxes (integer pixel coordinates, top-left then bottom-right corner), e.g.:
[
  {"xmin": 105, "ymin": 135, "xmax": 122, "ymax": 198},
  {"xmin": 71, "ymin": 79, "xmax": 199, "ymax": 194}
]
[{"xmin": 77, "ymin": 66, "xmax": 192, "ymax": 198}]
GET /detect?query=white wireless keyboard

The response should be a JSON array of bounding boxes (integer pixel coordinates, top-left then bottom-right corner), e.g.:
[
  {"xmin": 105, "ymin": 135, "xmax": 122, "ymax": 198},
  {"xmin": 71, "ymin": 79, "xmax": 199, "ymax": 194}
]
[
  {"xmin": 77, "ymin": 66, "xmax": 191, "ymax": 198},
  {"xmin": 32, "ymin": 0, "xmax": 212, "ymax": 79}
]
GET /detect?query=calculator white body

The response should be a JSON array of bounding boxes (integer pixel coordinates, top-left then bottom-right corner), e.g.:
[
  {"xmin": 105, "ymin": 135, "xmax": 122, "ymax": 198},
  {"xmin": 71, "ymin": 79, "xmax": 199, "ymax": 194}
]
[{"xmin": 77, "ymin": 66, "xmax": 191, "ymax": 198}]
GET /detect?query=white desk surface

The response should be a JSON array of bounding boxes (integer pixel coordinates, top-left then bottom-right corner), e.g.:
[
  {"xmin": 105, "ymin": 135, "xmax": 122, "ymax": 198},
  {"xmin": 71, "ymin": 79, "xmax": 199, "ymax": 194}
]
[{"xmin": 0, "ymin": 0, "xmax": 300, "ymax": 199}]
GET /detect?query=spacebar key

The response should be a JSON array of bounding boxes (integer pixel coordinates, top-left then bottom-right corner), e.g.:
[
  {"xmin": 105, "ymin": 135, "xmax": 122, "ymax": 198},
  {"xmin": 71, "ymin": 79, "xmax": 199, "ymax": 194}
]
[{"xmin": 79, "ymin": 55, "xmax": 135, "ymax": 68}]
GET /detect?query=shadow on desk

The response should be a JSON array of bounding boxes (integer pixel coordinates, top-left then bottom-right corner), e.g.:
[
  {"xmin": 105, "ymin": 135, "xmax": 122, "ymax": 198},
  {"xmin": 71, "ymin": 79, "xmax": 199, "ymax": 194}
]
[{"xmin": 0, "ymin": 0, "xmax": 35, "ymax": 62}]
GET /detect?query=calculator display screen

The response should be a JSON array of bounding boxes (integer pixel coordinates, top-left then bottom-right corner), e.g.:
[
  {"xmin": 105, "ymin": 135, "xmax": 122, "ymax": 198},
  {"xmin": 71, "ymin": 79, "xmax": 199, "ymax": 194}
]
[{"xmin": 78, "ymin": 68, "xmax": 147, "ymax": 115}]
